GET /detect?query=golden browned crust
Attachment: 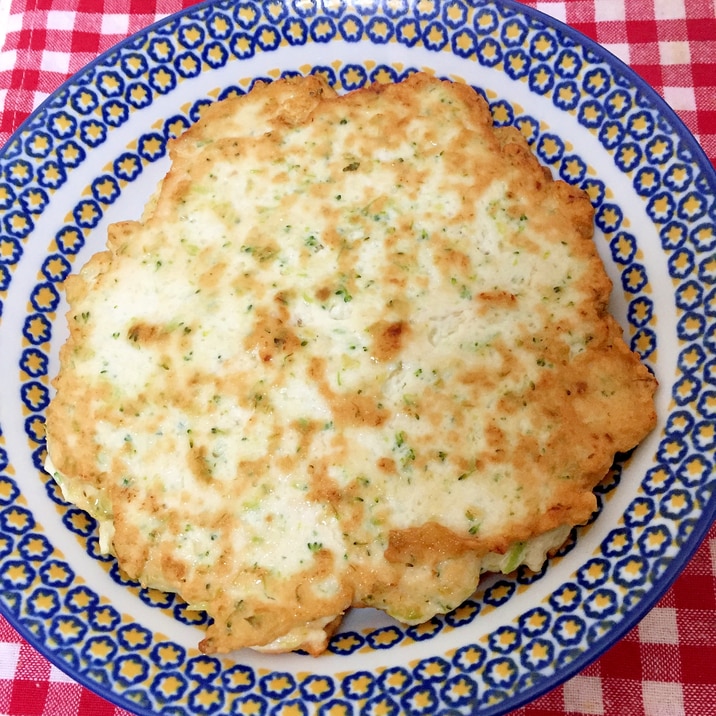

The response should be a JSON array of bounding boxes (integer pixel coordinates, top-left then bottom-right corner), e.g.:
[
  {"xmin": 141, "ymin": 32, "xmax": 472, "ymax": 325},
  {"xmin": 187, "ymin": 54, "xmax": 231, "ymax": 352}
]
[{"xmin": 45, "ymin": 72, "xmax": 657, "ymax": 655}]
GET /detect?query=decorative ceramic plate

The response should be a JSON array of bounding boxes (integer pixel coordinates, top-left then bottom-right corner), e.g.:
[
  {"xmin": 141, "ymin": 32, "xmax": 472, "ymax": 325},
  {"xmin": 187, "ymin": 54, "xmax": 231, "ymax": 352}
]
[{"xmin": 1, "ymin": 0, "xmax": 714, "ymax": 713}]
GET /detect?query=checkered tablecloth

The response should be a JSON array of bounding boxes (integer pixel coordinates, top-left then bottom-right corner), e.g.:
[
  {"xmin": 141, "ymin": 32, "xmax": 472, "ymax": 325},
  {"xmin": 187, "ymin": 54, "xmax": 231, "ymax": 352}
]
[{"xmin": 1, "ymin": 1, "xmax": 714, "ymax": 714}]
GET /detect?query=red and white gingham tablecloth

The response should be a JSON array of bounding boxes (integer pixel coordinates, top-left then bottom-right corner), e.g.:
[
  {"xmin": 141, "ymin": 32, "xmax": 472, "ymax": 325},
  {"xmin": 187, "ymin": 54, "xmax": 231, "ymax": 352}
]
[{"xmin": 1, "ymin": 1, "xmax": 715, "ymax": 715}]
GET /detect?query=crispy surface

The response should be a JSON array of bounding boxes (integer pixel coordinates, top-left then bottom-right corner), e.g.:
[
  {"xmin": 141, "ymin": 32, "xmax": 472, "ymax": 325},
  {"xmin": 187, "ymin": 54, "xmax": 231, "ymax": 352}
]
[{"xmin": 45, "ymin": 73, "xmax": 657, "ymax": 654}]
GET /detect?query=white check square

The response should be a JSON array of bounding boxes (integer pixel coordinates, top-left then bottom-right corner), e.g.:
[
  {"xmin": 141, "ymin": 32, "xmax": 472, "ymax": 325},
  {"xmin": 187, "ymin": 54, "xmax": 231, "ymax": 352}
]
[
  {"xmin": 564, "ymin": 675, "xmax": 604, "ymax": 715},
  {"xmin": 46, "ymin": 10, "xmax": 77, "ymax": 31},
  {"xmin": 0, "ymin": 642, "xmax": 20, "ymax": 680},
  {"xmin": 643, "ymin": 680, "xmax": 685, "ymax": 716},
  {"xmin": 595, "ymin": 0, "xmax": 626, "ymax": 22},
  {"xmin": 663, "ymin": 86, "xmax": 697, "ymax": 112},
  {"xmin": 639, "ymin": 607, "xmax": 680, "ymax": 645}
]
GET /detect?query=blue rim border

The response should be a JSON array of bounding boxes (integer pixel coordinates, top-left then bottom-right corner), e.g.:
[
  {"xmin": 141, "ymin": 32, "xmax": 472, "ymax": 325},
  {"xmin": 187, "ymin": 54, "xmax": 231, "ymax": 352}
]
[
  {"xmin": 0, "ymin": 1, "xmax": 714, "ymax": 714},
  {"xmin": 0, "ymin": 0, "xmax": 209, "ymax": 157},
  {"xmin": 0, "ymin": 4, "xmax": 215, "ymax": 712},
  {"xmin": 479, "ymin": 498, "xmax": 716, "ymax": 715},
  {"xmin": 479, "ymin": 5, "xmax": 716, "ymax": 712},
  {"xmin": 510, "ymin": 0, "xmax": 716, "ymax": 181}
]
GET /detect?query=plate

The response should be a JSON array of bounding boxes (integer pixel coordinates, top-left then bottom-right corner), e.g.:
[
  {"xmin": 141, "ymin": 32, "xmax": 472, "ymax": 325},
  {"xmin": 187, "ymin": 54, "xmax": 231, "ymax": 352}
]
[{"xmin": 1, "ymin": 1, "xmax": 714, "ymax": 714}]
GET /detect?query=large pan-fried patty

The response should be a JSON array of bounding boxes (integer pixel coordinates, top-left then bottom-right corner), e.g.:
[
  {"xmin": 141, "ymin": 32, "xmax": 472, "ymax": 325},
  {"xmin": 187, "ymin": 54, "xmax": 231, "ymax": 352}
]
[{"xmin": 45, "ymin": 72, "xmax": 657, "ymax": 655}]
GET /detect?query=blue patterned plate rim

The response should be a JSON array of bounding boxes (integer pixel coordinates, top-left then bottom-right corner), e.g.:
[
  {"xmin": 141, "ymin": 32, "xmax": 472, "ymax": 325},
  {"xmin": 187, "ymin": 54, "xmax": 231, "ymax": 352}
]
[
  {"xmin": 493, "ymin": 1, "xmax": 716, "ymax": 711},
  {"xmin": 519, "ymin": 0, "xmax": 716, "ymax": 180}
]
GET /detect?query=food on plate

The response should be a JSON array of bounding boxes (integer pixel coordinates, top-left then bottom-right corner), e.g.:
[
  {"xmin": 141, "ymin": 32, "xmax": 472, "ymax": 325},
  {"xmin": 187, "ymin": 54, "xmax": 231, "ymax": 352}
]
[{"xmin": 45, "ymin": 72, "xmax": 657, "ymax": 655}]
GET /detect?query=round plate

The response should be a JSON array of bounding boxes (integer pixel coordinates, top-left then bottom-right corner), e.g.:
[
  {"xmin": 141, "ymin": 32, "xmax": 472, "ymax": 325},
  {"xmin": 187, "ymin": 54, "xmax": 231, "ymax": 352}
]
[{"xmin": 1, "ymin": 1, "xmax": 714, "ymax": 714}]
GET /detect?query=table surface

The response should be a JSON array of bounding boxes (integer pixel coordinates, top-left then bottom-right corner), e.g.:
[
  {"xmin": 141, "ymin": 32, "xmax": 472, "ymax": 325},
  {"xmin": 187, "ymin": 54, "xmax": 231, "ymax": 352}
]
[{"xmin": 1, "ymin": 1, "xmax": 715, "ymax": 715}]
